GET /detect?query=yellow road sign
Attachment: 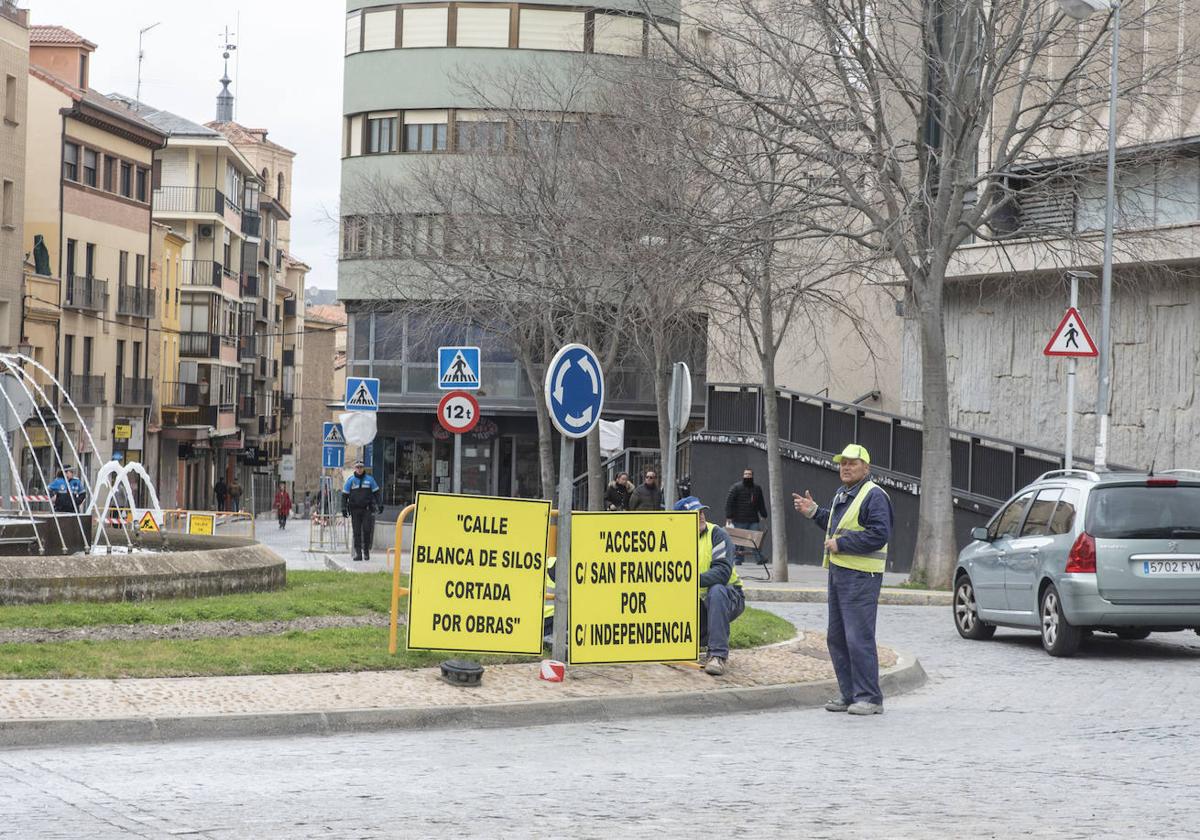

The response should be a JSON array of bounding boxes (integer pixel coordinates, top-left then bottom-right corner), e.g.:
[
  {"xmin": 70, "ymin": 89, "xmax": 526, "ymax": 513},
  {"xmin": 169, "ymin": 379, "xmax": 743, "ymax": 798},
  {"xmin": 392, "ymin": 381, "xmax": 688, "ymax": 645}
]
[
  {"xmin": 114, "ymin": 424, "xmax": 132, "ymax": 440},
  {"xmin": 187, "ymin": 513, "xmax": 215, "ymax": 535},
  {"xmin": 568, "ymin": 511, "xmax": 699, "ymax": 665},
  {"xmin": 407, "ymin": 492, "xmax": 550, "ymax": 656},
  {"xmin": 137, "ymin": 510, "xmax": 161, "ymax": 533}
]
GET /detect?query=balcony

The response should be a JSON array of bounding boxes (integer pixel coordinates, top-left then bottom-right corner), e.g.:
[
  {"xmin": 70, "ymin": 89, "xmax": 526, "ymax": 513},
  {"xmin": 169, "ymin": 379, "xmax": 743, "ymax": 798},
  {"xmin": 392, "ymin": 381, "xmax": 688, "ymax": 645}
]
[
  {"xmin": 117, "ymin": 283, "xmax": 155, "ymax": 319},
  {"xmin": 281, "ymin": 397, "xmax": 295, "ymax": 417},
  {"xmin": 66, "ymin": 374, "xmax": 105, "ymax": 406},
  {"xmin": 238, "ymin": 335, "xmax": 257, "ymax": 360},
  {"xmin": 180, "ymin": 332, "xmax": 235, "ymax": 359},
  {"xmin": 64, "ymin": 275, "xmax": 108, "ymax": 312},
  {"xmin": 162, "ymin": 381, "xmax": 199, "ymax": 408},
  {"xmin": 153, "ymin": 186, "xmax": 225, "ymax": 216},
  {"xmin": 181, "ymin": 260, "xmax": 222, "ymax": 287},
  {"xmin": 283, "ymin": 298, "xmax": 297, "ymax": 318},
  {"xmin": 242, "ymin": 210, "xmax": 261, "ymax": 238},
  {"xmin": 241, "ymin": 274, "xmax": 259, "ymax": 297},
  {"xmin": 116, "ymin": 377, "xmax": 152, "ymax": 406},
  {"xmin": 238, "ymin": 394, "xmax": 257, "ymax": 419},
  {"xmin": 282, "ymin": 348, "xmax": 295, "ymax": 368},
  {"xmin": 258, "ymin": 415, "xmax": 279, "ymax": 436}
]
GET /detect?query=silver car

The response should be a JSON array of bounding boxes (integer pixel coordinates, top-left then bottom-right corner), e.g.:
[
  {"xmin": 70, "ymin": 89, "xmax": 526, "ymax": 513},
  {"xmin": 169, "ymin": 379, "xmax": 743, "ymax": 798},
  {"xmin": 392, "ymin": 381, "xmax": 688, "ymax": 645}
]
[{"xmin": 953, "ymin": 469, "xmax": 1200, "ymax": 656}]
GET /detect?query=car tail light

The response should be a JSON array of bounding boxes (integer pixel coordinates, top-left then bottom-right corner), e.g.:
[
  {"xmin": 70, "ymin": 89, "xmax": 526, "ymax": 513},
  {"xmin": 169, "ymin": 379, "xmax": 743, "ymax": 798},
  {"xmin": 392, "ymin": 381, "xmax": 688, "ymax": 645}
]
[
  {"xmin": 1066, "ymin": 532, "xmax": 1097, "ymax": 573},
  {"xmin": 1147, "ymin": 478, "xmax": 1178, "ymax": 487}
]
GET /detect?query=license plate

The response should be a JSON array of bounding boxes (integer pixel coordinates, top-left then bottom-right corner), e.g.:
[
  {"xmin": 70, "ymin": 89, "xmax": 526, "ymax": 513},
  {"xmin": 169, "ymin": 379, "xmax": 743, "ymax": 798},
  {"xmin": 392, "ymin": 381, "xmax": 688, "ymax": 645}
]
[{"xmin": 1143, "ymin": 559, "xmax": 1200, "ymax": 575}]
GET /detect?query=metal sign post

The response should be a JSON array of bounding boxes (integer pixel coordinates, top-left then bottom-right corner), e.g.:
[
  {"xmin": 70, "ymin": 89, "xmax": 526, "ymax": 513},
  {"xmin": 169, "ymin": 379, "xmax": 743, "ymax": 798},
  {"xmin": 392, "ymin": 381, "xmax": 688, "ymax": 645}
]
[
  {"xmin": 1066, "ymin": 276, "xmax": 1079, "ymax": 470},
  {"xmin": 544, "ymin": 343, "xmax": 605, "ymax": 665},
  {"xmin": 438, "ymin": 390, "xmax": 480, "ymax": 495},
  {"xmin": 663, "ymin": 361, "xmax": 691, "ymax": 510},
  {"xmin": 1047, "ymin": 271, "xmax": 1098, "ymax": 471}
]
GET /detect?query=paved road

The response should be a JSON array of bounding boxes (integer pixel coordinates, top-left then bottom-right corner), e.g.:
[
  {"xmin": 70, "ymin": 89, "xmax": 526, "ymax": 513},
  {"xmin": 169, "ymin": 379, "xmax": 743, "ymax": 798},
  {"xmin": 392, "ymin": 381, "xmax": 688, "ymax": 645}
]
[{"xmin": 2, "ymin": 603, "xmax": 1198, "ymax": 839}]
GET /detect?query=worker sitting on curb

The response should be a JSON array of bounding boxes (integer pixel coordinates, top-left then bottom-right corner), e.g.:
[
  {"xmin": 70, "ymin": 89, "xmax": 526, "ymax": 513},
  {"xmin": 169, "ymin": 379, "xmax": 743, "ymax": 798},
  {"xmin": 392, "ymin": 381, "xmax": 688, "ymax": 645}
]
[{"xmin": 674, "ymin": 495, "xmax": 744, "ymax": 676}]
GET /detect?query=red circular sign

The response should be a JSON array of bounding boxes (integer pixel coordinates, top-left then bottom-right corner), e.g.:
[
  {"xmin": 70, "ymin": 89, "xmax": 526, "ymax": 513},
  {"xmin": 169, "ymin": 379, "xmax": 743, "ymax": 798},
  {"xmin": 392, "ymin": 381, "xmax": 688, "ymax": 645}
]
[{"xmin": 437, "ymin": 390, "xmax": 481, "ymax": 434}]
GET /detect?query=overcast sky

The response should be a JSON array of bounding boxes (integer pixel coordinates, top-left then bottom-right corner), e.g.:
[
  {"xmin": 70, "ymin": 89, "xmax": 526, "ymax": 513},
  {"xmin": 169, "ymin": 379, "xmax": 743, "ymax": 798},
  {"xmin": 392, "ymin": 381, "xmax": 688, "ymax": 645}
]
[{"xmin": 31, "ymin": 0, "xmax": 345, "ymax": 290}]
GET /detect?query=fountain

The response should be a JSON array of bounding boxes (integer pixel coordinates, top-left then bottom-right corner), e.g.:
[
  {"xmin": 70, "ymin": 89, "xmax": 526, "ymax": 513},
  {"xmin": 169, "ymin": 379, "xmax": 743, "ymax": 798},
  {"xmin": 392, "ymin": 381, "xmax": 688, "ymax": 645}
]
[{"xmin": 0, "ymin": 353, "xmax": 284, "ymax": 604}]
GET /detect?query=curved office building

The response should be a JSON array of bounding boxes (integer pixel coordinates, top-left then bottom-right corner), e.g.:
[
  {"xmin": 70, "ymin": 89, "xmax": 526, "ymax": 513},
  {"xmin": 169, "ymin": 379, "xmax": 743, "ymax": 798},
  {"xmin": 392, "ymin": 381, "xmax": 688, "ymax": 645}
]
[{"xmin": 337, "ymin": 1, "xmax": 689, "ymax": 504}]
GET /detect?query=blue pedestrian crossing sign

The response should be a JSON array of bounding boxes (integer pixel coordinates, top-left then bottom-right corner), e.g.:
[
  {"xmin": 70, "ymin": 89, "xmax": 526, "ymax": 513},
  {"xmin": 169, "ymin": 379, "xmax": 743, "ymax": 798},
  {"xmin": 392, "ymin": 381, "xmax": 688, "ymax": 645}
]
[
  {"xmin": 322, "ymin": 422, "xmax": 345, "ymax": 446},
  {"xmin": 322, "ymin": 445, "xmax": 346, "ymax": 469},
  {"xmin": 438, "ymin": 346, "xmax": 481, "ymax": 391},
  {"xmin": 544, "ymin": 343, "xmax": 605, "ymax": 439},
  {"xmin": 344, "ymin": 377, "xmax": 380, "ymax": 412}
]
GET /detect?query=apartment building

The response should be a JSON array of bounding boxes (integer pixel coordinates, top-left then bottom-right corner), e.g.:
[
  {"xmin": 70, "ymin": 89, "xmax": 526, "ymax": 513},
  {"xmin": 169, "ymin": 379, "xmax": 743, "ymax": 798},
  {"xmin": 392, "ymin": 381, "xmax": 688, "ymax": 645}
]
[
  {"xmin": 338, "ymin": 1, "xmax": 698, "ymax": 505},
  {"xmin": 20, "ymin": 26, "xmax": 165, "ymax": 483},
  {"xmin": 295, "ymin": 303, "xmax": 346, "ymax": 498},
  {"xmin": 149, "ymin": 221, "xmax": 186, "ymax": 507},
  {"xmin": 0, "ymin": 1, "xmax": 27, "ymax": 355}
]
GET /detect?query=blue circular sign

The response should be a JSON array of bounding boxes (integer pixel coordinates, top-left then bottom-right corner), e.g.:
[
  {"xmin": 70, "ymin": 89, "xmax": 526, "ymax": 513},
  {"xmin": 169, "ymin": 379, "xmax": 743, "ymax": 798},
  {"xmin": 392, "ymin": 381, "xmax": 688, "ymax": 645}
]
[{"xmin": 544, "ymin": 343, "xmax": 605, "ymax": 439}]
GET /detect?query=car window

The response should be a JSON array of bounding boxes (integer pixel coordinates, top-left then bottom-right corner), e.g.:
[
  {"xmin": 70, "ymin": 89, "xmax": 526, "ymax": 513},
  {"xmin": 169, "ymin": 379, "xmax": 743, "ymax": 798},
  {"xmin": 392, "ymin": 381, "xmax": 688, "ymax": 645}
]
[
  {"xmin": 1085, "ymin": 485, "xmax": 1200, "ymax": 539},
  {"xmin": 990, "ymin": 491, "xmax": 1034, "ymax": 540},
  {"xmin": 1048, "ymin": 488, "xmax": 1080, "ymax": 535},
  {"xmin": 1020, "ymin": 488, "xmax": 1062, "ymax": 537}
]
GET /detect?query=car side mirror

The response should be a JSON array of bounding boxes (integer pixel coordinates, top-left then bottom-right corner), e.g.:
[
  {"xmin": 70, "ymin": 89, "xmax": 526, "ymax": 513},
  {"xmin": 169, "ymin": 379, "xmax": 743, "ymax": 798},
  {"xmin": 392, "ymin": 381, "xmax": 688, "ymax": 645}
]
[{"xmin": 971, "ymin": 526, "xmax": 991, "ymax": 542}]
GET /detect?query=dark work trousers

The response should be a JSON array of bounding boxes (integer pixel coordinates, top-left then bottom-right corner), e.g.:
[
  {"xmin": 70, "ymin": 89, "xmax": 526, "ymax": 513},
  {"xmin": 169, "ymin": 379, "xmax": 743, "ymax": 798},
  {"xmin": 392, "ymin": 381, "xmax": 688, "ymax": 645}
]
[
  {"xmin": 349, "ymin": 508, "xmax": 375, "ymax": 559},
  {"xmin": 827, "ymin": 563, "xmax": 884, "ymax": 704},
  {"xmin": 700, "ymin": 583, "xmax": 746, "ymax": 659}
]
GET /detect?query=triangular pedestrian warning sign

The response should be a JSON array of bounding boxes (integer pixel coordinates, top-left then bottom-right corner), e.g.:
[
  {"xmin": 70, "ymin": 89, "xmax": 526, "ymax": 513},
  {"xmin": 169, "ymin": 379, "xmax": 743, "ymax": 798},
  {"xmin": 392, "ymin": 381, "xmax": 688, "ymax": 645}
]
[
  {"xmin": 347, "ymin": 380, "xmax": 378, "ymax": 408},
  {"xmin": 138, "ymin": 511, "xmax": 160, "ymax": 533},
  {"xmin": 324, "ymin": 425, "xmax": 345, "ymax": 445},
  {"xmin": 442, "ymin": 351, "xmax": 479, "ymax": 386},
  {"xmin": 1044, "ymin": 307, "xmax": 1098, "ymax": 358}
]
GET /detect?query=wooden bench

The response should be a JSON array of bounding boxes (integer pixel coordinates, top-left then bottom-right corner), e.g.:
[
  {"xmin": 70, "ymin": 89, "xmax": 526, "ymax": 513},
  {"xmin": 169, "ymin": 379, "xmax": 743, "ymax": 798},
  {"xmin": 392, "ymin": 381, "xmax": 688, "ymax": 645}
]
[{"xmin": 726, "ymin": 526, "xmax": 770, "ymax": 580}]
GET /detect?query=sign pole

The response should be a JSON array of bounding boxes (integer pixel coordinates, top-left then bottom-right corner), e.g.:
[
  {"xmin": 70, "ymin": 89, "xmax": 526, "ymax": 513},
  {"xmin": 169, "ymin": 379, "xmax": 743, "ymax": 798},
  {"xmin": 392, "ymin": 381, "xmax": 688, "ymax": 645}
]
[
  {"xmin": 1066, "ymin": 274, "xmax": 1078, "ymax": 470},
  {"xmin": 552, "ymin": 434, "xmax": 573, "ymax": 663},
  {"xmin": 452, "ymin": 433, "xmax": 462, "ymax": 494}
]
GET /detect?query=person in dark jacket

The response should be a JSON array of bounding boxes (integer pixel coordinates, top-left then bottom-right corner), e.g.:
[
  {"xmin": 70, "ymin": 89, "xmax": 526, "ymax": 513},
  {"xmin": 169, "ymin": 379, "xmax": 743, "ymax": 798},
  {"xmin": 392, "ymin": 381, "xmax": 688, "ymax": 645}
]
[
  {"xmin": 342, "ymin": 461, "xmax": 383, "ymax": 562},
  {"xmin": 48, "ymin": 467, "xmax": 86, "ymax": 514},
  {"xmin": 627, "ymin": 469, "xmax": 663, "ymax": 511},
  {"xmin": 725, "ymin": 468, "xmax": 768, "ymax": 564},
  {"xmin": 603, "ymin": 472, "xmax": 634, "ymax": 511},
  {"xmin": 675, "ymin": 496, "xmax": 744, "ymax": 676},
  {"xmin": 213, "ymin": 477, "xmax": 228, "ymax": 512}
]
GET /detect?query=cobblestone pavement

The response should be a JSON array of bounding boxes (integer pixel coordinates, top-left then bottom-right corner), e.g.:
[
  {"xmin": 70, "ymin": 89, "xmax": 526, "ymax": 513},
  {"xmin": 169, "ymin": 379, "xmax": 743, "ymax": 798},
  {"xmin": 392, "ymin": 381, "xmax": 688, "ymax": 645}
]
[{"xmin": 2, "ymin": 604, "xmax": 1198, "ymax": 838}]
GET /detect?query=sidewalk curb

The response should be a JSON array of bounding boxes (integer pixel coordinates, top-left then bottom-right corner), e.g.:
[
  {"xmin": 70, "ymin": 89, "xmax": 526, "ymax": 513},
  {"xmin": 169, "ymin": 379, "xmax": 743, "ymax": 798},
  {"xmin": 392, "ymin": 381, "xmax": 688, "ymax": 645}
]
[
  {"xmin": 0, "ymin": 650, "xmax": 926, "ymax": 750},
  {"xmin": 745, "ymin": 587, "xmax": 951, "ymax": 607}
]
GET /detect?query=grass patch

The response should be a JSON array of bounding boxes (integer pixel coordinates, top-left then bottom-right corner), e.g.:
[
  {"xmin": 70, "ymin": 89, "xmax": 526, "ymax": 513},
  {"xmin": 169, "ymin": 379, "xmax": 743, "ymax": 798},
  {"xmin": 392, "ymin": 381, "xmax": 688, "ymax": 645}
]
[
  {"xmin": 0, "ymin": 605, "xmax": 795, "ymax": 680},
  {"xmin": 0, "ymin": 571, "xmax": 398, "ymax": 629}
]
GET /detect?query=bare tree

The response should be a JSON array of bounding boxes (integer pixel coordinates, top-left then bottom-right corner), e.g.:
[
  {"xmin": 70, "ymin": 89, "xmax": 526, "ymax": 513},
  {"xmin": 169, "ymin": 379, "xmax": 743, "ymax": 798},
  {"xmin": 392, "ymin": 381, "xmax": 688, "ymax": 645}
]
[{"xmin": 658, "ymin": 0, "xmax": 1197, "ymax": 586}]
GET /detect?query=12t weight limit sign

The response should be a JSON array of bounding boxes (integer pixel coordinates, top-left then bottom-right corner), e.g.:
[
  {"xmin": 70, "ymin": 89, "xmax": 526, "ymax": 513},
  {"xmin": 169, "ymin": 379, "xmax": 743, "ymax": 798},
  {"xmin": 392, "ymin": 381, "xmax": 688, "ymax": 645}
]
[{"xmin": 438, "ymin": 390, "xmax": 481, "ymax": 434}]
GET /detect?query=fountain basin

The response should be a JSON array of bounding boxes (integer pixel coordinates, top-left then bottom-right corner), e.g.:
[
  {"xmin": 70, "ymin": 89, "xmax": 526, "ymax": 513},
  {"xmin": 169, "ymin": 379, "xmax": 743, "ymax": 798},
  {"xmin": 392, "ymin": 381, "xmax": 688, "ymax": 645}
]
[
  {"xmin": 0, "ymin": 534, "xmax": 285, "ymax": 605},
  {"xmin": 0, "ymin": 514, "xmax": 93, "ymax": 556}
]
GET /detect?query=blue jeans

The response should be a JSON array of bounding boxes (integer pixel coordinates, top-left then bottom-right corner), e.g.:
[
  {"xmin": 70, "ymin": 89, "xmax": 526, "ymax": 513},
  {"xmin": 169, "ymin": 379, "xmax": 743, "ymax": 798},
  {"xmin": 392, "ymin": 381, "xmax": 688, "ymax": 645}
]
[
  {"xmin": 827, "ymin": 563, "xmax": 883, "ymax": 704},
  {"xmin": 701, "ymin": 584, "xmax": 745, "ymax": 659}
]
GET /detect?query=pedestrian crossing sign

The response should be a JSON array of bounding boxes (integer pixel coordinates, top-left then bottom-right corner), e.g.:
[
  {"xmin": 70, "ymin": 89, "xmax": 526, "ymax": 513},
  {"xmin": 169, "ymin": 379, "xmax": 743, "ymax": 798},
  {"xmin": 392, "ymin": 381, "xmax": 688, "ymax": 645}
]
[
  {"xmin": 1044, "ymin": 307, "xmax": 1098, "ymax": 358},
  {"xmin": 344, "ymin": 377, "xmax": 380, "ymax": 412},
  {"xmin": 438, "ymin": 346, "xmax": 481, "ymax": 391},
  {"xmin": 323, "ymin": 422, "xmax": 346, "ymax": 445}
]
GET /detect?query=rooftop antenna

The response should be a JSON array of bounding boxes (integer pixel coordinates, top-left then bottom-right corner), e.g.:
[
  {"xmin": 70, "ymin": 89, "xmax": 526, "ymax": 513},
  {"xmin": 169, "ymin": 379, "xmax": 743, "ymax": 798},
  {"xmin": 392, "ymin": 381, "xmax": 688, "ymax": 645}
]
[
  {"xmin": 135, "ymin": 21, "xmax": 161, "ymax": 110},
  {"xmin": 216, "ymin": 25, "xmax": 237, "ymax": 123}
]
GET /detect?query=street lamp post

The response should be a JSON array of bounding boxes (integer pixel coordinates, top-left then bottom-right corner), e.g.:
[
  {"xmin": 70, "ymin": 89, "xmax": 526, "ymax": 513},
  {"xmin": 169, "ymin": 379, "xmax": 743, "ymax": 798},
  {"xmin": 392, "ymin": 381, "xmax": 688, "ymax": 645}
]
[{"xmin": 1058, "ymin": 0, "xmax": 1119, "ymax": 470}]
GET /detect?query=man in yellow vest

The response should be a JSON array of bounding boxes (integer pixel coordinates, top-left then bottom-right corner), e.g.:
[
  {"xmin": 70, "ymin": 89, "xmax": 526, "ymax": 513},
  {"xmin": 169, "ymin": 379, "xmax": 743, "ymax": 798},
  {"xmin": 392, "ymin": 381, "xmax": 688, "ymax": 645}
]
[
  {"xmin": 793, "ymin": 444, "xmax": 894, "ymax": 715},
  {"xmin": 674, "ymin": 495, "xmax": 744, "ymax": 676}
]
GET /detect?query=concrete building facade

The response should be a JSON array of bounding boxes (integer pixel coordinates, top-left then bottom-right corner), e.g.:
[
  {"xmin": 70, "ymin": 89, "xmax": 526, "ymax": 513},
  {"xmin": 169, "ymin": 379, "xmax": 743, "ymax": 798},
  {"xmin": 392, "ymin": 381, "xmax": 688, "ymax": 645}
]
[{"xmin": 0, "ymin": 1, "xmax": 28, "ymax": 355}]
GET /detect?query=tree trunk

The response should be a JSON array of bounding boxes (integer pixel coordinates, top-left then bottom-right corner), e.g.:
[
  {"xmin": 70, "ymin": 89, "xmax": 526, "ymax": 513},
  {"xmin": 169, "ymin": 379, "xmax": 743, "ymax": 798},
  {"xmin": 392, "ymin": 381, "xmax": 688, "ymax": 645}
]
[
  {"xmin": 911, "ymin": 273, "xmax": 957, "ymax": 589},
  {"xmin": 522, "ymin": 356, "xmax": 556, "ymax": 499},
  {"xmin": 652, "ymin": 356, "xmax": 672, "ymax": 484},
  {"xmin": 586, "ymin": 425, "xmax": 603, "ymax": 511},
  {"xmin": 759, "ymin": 356, "xmax": 790, "ymax": 584}
]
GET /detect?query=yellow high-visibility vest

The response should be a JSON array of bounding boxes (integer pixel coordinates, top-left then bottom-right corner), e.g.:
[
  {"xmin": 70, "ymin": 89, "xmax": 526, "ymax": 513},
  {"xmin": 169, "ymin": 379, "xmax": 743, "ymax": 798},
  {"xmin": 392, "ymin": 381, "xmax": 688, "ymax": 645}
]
[
  {"xmin": 699, "ymin": 522, "xmax": 741, "ymax": 597},
  {"xmin": 823, "ymin": 480, "xmax": 889, "ymax": 574},
  {"xmin": 544, "ymin": 556, "xmax": 555, "ymax": 620}
]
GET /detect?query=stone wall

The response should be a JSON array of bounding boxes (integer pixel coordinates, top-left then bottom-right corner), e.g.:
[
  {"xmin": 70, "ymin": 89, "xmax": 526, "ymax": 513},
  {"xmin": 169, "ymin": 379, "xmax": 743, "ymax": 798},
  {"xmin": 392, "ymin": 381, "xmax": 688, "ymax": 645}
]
[{"xmin": 901, "ymin": 270, "xmax": 1200, "ymax": 471}]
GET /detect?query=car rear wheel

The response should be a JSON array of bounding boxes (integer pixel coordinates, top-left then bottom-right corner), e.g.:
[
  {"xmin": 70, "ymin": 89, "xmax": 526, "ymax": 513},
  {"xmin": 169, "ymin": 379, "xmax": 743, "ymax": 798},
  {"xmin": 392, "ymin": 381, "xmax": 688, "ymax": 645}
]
[
  {"xmin": 1115, "ymin": 629, "xmax": 1152, "ymax": 641},
  {"xmin": 1040, "ymin": 584, "xmax": 1083, "ymax": 657},
  {"xmin": 954, "ymin": 575, "xmax": 995, "ymax": 640}
]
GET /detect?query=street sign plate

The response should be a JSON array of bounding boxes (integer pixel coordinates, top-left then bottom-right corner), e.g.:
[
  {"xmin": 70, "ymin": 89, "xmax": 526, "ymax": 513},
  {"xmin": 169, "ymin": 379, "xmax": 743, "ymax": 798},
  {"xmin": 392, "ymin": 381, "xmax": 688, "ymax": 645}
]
[
  {"xmin": 344, "ymin": 377, "xmax": 380, "ymax": 412},
  {"xmin": 438, "ymin": 390, "xmax": 481, "ymax": 434},
  {"xmin": 1044, "ymin": 307, "xmax": 1098, "ymax": 357},
  {"xmin": 544, "ymin": 343, "xmax": 605, "ymax": 439},
  {"xmin": 323, "ymin": 422, "xmax": 345, "ymax": 446},
  {"xmin": 438, "ymin": 346, "xmax": 481, "ymax": 391},
  {"xmin": 323, "ymin": 445, "xmax": 346, "ymax": 469}
]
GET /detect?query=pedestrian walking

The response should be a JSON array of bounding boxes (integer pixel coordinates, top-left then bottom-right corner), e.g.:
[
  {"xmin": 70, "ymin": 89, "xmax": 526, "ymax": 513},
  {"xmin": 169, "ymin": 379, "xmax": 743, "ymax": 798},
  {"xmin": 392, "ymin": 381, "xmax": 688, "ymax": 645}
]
[
  {"xmin": 604, "ymin": 472, "xmax": 634, "ymax": 511},
  {"xmin": 213, "ymin": 477, "xmax": 228, "ymax": 512},
  {"xmin": 725, "ymin": 467, "xmax": 768, "ymax": 564},
  {"xmin": 228, "ymin": 478, "xmax": 243, "ymax": 513},
  {"xmin": 274, "ymin": 483, "xmax": 292, "ymax": 529},
  {"xmin": 627, "ymin": 468, "xmax": 663, "ymax": 511},
  {"xmin": 674, "ymin": 496, "xmax": 744, "ymax": 676},
  {"xmin": 342, "ymin": 461, "xmax": 382, "ymax": 562},
  {"xmin": 792, "ymin": 444, "xmax": 893, "ymax": 716}
]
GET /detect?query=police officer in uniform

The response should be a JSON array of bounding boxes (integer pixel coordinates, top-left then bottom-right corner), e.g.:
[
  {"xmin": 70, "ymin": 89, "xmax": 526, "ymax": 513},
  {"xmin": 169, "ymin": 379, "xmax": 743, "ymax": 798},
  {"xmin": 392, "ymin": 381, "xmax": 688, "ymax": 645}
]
[
  {"xmin": 342, "ymin": 460, "xmax": 382, "ymax": 562},
  {"xmin": 48, "ymin": 466, "xmax": 86, "ymax": 513}
]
